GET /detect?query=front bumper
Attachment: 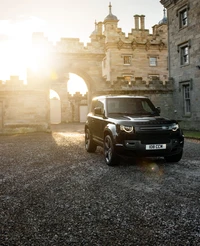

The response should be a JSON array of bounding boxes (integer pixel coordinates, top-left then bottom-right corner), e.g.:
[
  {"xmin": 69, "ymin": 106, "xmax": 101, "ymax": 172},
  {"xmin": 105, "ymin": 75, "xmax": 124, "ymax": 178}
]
[{"xmin": 115, "ymin": 137, "xmax": 184, "ymax": 157}]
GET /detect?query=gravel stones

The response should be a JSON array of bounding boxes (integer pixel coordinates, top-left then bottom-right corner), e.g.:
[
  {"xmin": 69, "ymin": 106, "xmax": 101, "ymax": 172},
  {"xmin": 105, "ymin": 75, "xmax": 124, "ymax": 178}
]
[{"xmin": 0, "ymin": 124, "xmax": 200, "ymax": 245}]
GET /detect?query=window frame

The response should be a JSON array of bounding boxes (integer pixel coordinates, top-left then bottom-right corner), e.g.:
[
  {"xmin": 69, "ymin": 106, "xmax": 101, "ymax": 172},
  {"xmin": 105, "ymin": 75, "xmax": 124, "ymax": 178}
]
[
  {"xmin": 121, "ymin": 54, "xmax": 133, "ymax": 66},
  {"xmin": 179, "ymin": 80, "xmax": 192, "ymax": 117},
  {"xmin": 180, "ymin": 45, "xmax": 189, "ymax": 66},
  {"xmin": 149, "ymin": 57, "xmax": 157, "ymax": 67},
  {"xmin": 179, "ymin": 8, "xmax": 188, "ymax": 28},
  {"xmin": 183, "ymin": 84, "xmax": 191, "ymax": 116},
  {"xmin": 178, "ymin": 41, "xmax": 191, "ymax": 67},
  {"xmin": 123, "ymin": 56, "xmax": 131, "ymax": 65},
  {"xmin": 177, "ymin": 4, "xmax": 189, "ymax": 29}
]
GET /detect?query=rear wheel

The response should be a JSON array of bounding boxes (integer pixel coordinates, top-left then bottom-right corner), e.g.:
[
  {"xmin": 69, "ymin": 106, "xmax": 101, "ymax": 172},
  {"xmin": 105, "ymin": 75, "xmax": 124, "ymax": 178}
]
[
  {"xmin": 85, "ymin": 128, "xmax": 97, "ymax": 153},
  {"xmin": 104, "ymin": 134, "xmax": 120, "ymax": 166},
  {"xmin": 164, "ymin": 150, "xmax": 183, "ymax": 163}
]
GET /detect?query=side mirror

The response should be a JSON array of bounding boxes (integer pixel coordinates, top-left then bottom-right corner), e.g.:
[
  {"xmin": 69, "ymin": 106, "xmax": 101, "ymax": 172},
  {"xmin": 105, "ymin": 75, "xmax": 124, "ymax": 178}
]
[
  {"xmin": 94, "ymin": 107, "xmax": 103, "ymax": 115},
  {"xmin": 156, "ymin": 107, "xmax": 161, "ymax": 114}
]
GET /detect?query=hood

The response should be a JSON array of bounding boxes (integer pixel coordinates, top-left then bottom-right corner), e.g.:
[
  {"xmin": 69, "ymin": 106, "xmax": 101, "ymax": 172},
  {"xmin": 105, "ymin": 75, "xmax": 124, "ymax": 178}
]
[{"xmin": 110, "ymin": 115, "xmax": 176, "ymax": 124}]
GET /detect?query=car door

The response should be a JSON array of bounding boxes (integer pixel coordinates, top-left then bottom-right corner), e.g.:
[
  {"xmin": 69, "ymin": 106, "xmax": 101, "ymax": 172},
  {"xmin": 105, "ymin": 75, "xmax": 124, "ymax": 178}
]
[{"xmin": 91, "ymin": 99, "xmax": 105, "ymax": 144}]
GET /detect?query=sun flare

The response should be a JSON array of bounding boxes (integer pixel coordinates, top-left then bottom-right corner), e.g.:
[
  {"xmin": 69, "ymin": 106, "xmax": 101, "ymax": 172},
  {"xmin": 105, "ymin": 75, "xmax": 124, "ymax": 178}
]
[
  {"xmin": 0, "ymin": 18, "xmax": 88, "ymax": 96},
  {"xmin": 67, "ymin": 73, "xmax": 88, "ymax": 95},
  {"xmin": 0, "ymin": 17, "xmax": 46, "ymax": 81}
]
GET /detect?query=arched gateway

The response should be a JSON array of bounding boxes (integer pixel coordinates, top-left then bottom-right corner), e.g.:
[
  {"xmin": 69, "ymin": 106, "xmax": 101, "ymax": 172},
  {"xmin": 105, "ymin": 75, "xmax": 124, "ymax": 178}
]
[{"xmin": 48, "ymin": 52, "xmax": 106, "ymax": 123}]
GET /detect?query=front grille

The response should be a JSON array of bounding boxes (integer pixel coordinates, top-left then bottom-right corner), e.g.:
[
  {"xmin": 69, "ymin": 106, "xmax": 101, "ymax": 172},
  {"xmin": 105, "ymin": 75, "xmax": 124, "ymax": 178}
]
[
  {"xmin": 141, "ymin": 138, "xmax": 170, "ymax": 144},
  {"xmin": 134, "ymin": 120, "xmax": 172, "ymax": 126},
  {"xmin": 139, "ymin": 126, "xmax": 164, "ymax": 131},
  {"xmin": 138, "ymin": 133, "xmax": 170, "ymax": 144}
]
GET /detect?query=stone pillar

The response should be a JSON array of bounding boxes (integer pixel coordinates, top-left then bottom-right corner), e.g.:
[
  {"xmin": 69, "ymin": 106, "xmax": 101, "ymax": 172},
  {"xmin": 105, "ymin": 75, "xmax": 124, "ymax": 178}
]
[
  {"xmin": 134, "ymin": 15, "xmax": 140, "ymax": 29},
  {"xmin": 140, "ymin": 15, "xmax": 145, "ymax": 30}
]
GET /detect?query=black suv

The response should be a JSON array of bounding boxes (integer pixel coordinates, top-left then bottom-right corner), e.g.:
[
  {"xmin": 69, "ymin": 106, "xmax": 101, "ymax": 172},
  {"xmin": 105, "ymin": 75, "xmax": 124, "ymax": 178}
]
[{"xmin": 85, "ymin": 95, "xmax": 184, "ymax": 166}]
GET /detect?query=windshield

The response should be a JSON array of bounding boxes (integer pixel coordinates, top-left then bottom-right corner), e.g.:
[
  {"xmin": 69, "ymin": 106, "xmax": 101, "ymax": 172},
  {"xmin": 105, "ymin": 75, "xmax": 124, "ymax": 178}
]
[{"xmin": 107, "ymin": 98, "xmax": 158, "ymax": 116}]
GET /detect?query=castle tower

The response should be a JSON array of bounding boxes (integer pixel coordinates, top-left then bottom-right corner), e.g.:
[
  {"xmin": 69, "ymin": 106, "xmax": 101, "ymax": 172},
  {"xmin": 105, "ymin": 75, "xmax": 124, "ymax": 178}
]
[{"xmin": 103, "ymin": 2, "xmax": 119, "ymax": 38}]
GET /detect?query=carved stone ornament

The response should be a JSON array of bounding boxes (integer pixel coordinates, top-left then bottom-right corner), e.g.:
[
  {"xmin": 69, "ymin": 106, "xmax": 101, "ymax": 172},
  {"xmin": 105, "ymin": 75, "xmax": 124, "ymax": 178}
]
[
  {"xmin": 159, "ymin": 40, "xmax": 165, "ymax": 51},
  {"xmin": 145, "ymin": 40, "xmax": 151, "ymax": 51},
  {"xmin": 117, "ymin": 38, "xmax": 124, "ymax": 49},
  {"xmin": 131, "ymin": 39, "xmax": 137, "ymax": 50}
]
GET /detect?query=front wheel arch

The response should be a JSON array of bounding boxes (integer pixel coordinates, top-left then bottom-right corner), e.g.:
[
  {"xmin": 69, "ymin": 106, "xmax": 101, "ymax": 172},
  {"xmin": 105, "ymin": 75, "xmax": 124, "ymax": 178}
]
[{"xmin": 164, "ymin": 150, "xmax": 183, "ymax": 163}]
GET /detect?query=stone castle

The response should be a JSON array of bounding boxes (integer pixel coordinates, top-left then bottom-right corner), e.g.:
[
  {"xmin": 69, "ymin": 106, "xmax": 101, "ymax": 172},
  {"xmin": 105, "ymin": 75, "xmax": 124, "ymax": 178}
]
[
  {"xmin": 161, "ymin": 0, "xmax": 200, "ymax": 131},
  {"xmin": 0, "ymin": 3, "xmax": 173, "ymax": 134}
]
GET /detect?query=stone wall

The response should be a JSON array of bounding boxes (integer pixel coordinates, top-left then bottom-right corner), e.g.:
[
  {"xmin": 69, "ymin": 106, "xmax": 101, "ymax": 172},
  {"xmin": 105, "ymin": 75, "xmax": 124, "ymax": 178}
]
[{"xmin": 0, "ymin": 76, "xmax": 50, "ymax": 134}]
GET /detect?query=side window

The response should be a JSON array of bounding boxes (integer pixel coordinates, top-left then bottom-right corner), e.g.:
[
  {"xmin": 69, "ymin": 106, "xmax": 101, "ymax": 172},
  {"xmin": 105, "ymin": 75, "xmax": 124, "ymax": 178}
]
[
  {"xmin": 91, "ymin": 100, "xmax": 96, "ymax": 112},
  {"xmin": 141, "ymin": 101, "xmax": 154, "ymax": 113},
  {"xmin": 183, "ymin": 84, "xmax": 191, "ymax": 115}
]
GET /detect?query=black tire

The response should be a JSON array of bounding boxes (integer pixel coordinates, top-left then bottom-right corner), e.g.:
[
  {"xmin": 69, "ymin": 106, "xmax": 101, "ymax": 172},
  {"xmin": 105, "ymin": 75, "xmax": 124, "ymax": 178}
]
[
  {"xmin": 85, "ymin": 128, "xmax": 97, "ymax": 153},
  {"xmin": 104, "ymin": 134, "xmax": 120, "ymax": 166},
  {"xmin": 164, "ymin": 150, "xmax": 183, "ymax": 163}
]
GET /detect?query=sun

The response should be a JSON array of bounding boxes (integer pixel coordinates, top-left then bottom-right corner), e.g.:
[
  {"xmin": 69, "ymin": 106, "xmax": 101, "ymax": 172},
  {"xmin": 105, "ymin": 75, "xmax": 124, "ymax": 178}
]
[{"xmin": 0, "ymin": 17, "xmax": 47, "ymax": 82}]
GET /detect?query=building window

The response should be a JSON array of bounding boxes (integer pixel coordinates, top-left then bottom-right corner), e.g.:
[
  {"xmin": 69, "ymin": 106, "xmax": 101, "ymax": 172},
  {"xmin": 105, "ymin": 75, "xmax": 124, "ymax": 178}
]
[
  {"xmin": 123, "ymin": 56, "xmax": 131, "ymax": 65},
  {"xmin": 183, "ymin": 84, "xmax": 191, "ymax": 115},
  {"xmin": 179, "ymin": 8, "xmax": 188, "ymax": 28},
  {"xmin": 180, "ymin": 45, "xmax": 189, "ymax": 66},
  {"xmin": 149, "ymin": 57, "xmax": 157, "ymax": 67}
]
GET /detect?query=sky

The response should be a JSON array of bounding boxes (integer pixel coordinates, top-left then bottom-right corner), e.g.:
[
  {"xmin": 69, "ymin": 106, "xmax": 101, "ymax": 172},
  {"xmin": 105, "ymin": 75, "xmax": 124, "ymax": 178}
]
[{"xmin": 0, "ymin": 0, "xmax": 164, "ymax": 82}]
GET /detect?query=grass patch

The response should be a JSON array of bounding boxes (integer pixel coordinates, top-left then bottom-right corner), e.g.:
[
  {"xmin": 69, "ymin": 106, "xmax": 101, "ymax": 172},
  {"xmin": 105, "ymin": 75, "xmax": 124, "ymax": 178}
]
[{"xmin": 183, "ymin": 130, "xmax": 200, "ymax": 139}]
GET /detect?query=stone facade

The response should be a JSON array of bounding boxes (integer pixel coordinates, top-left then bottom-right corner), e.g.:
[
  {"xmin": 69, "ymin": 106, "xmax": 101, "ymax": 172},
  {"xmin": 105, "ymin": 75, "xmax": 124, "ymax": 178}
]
[
  {"xmin": 0, "ymin": 4, "xmax": 173, "ymax": 133},
  {"xmin": 0, "ymin": 76, "xmax": 50, "ymax": 134},
  {"xmin": 161, "ymin": 0, "xmax": 200, "ymax": 130}
]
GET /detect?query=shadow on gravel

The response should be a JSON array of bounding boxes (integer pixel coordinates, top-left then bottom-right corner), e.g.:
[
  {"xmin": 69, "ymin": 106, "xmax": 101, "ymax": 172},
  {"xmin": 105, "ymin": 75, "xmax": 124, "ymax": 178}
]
[{"xmin": 51, "ymin": 123, "xmax": 85, "ymax": 134}]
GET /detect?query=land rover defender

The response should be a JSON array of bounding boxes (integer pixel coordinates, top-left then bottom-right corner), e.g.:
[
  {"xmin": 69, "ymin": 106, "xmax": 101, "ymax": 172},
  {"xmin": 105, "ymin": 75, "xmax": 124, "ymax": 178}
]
[{"xmin": 85, "ymin": 95, "xmax": 184, "ymax": 166}]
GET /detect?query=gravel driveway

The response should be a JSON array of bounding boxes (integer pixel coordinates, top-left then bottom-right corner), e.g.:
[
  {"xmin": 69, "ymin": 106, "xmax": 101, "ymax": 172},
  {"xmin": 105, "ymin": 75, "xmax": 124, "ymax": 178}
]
[{"xmin": 1, "ymin": 123, "xmax": 200, "ymax": 246}]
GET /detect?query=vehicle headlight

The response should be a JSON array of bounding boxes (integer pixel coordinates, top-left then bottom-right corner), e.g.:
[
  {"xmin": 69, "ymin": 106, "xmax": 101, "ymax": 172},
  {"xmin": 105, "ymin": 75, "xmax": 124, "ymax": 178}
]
[
  {"xmin": 120, "ymin": 125, "xmax": 134, "ymax": 133},
  {"xmin": 169, "ymin": 123, "xmax": 179, "ymax": 132}
]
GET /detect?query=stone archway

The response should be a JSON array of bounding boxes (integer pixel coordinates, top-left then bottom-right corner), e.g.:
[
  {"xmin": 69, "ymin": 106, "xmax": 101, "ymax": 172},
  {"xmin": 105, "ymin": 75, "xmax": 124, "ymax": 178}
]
[{"xmin": 50, "ymin": 64, "xmax": 99, "ymax": 123}]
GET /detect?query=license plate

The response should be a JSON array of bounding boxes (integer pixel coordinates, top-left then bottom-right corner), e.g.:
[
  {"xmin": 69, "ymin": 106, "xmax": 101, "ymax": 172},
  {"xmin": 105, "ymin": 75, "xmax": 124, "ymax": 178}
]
[{"xmin": 146, "ymin": 144, "xmax": 166, "ymax": 150}]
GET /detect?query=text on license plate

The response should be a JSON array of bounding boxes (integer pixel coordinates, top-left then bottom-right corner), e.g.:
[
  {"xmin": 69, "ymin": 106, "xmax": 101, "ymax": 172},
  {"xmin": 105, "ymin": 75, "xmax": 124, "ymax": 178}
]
[{"xmin": 146, "ymin": 144, "xmax": 166, "ymax": 150}]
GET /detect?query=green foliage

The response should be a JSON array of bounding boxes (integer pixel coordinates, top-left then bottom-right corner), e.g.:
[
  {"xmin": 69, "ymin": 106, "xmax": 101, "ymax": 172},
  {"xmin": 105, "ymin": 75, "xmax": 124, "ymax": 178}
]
[{"xmin": 184, "ymin": 131, "xmax": 200, "ymax": 139}]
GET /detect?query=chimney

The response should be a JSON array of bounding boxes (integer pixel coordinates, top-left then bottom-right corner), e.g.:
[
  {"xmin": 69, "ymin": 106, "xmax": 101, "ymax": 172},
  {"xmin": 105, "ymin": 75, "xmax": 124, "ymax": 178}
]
[
  {"xmin": 134, "ymin": 15, "xmax": 140, "ymax": 29},
  {"xmin": 140, "ymin": 15, "xmax": 145, "ymax": 30}
]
